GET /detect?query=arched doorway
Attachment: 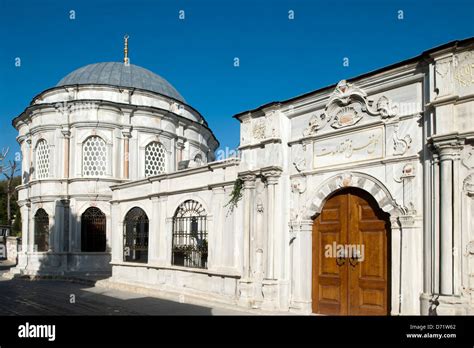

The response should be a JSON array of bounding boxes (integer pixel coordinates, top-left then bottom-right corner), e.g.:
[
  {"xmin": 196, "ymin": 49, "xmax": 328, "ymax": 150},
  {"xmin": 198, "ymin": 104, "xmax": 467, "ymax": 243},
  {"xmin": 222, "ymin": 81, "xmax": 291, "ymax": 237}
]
[
  {"xmin": 312, "ymin": 188, "xmax": 390, "ymax": 315},
  {"xmin": 81, "ymin": 207, "xmax": 106, "ymax": 252}
]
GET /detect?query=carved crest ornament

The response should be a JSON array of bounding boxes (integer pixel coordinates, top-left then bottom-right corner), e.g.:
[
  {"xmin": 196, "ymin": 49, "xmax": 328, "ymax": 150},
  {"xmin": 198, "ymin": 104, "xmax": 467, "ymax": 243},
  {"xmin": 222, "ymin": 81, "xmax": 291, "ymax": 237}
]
[{"xmin": 303, "ymin": 80, "xmax": 397, "ymax": 136}]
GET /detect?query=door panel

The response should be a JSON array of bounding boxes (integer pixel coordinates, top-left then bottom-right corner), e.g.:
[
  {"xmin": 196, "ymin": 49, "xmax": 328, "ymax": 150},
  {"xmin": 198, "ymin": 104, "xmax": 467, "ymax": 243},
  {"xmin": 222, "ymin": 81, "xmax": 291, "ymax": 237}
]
[
  {"xmin": 312, "ymin": 189, "xmax": 389, "ymax": 316},
  {"xmin": 348, "ymin": 192, "xmax": 389, "ymax": 315},
  {"xmin": 312, "ymin": 193, "xmax": 348, "ymax": 315}
]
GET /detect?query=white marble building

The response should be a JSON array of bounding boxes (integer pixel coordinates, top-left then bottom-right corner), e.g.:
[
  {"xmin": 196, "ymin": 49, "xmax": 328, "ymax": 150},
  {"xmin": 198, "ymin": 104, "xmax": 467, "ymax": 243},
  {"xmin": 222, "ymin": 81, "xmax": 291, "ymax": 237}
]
[{"xmin": 10, "ymin": 37, "xmax": 474, "ymax": 315}]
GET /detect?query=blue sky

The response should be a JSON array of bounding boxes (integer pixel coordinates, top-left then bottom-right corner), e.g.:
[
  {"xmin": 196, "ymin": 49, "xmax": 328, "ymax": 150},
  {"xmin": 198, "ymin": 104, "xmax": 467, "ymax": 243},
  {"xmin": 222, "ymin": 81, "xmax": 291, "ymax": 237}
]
[{"xmin": 0, "ymin": 0, "xmax": 473, "ymax": 160}]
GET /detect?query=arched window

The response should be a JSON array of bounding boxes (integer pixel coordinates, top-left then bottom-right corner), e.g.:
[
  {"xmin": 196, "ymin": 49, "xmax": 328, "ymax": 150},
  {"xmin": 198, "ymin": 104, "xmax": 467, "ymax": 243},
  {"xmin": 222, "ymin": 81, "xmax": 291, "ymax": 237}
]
[
  {"xmin": 172, "ymin": 200, "xmax": 208, "ymax": 269},
  {"xmin": 34, "ymin": 208, "xmax": 49, "ymax": 252},
  {"xmin": 123, "ymin": 207, "xmax": 149, "ymax": 263},
  {"xmin": 145, "ymin": 141, "xmax": 166, "ymax": 177},
  {"xmin": 35, "ymin": 140, "xmax": 50, "ymax": 179},
  {"xmin": 83, "ymin": 136, "xmax": 107, "ymax": 177},
  {"xmin": 81, "ymin": 207, "xmax": 106, "ymax": 252},
  {"xmin": 194, "ymin": 154, "xmax": 203, "ymax": 165}
]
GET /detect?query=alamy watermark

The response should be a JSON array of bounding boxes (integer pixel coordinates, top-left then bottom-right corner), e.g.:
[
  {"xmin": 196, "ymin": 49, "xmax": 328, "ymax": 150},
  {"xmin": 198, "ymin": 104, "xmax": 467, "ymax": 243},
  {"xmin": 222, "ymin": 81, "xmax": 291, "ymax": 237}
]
[{"xmin": 324, "ymin": 241, "xmax": 365, "ymax": 262}]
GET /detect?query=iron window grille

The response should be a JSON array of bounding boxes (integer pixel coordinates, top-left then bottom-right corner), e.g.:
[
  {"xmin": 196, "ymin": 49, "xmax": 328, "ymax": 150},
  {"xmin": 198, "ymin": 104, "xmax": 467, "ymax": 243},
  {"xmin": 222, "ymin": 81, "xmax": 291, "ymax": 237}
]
[
  {"xmin": 123, "ymin": 207, "xmax": 149, "ymax": 263},
  {"xmin": 35, "ymin": 140, "xmax": 50, "ymax": 179},
  {"xmin": 81, "ymin": 207, "xmax": 106, "ymax": 252},
  {"xmin": 145, "ymin": 141, "xmax": 167, "ymax": 177},
  {"xmin": 34, "ymin": 208, "xmax": 49, "ymax": 252},
  {"xmin": 83, "ymin": 136, "xmax": 107, "ymax": 177},
  {"xmin": 172, "ymin": 200, "xmax": 208, "ymax": 269}
]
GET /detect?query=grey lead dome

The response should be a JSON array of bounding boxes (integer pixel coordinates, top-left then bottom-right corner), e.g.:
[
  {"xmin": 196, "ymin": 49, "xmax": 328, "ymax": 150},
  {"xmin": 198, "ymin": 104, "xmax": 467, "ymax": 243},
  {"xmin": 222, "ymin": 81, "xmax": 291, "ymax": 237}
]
[{"xmin": 57, "ymin": 62, "xmax": 185, "ymax": 102}]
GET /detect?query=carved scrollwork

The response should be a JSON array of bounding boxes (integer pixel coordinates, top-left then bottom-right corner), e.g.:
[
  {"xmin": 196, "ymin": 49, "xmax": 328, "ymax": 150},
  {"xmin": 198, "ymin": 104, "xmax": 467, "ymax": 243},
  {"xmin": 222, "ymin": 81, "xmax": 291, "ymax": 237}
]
[
  {"xmin": 302, "ymin": 80, "xmax": 398, "ymax": 136},
  {"xmin": 303, "ymin": 113, "xmax": 325, "ymax": 136},
  {"xmin": 463, "ymin": 174, "xmax": 474, "ymax": 195},
  {"xmin": 376, "ymin": 96, "xmax": 397, "ymax": 118},
  {"xmin": 393, "ymin": 125, "xmax": 413, "ymax": 156}
]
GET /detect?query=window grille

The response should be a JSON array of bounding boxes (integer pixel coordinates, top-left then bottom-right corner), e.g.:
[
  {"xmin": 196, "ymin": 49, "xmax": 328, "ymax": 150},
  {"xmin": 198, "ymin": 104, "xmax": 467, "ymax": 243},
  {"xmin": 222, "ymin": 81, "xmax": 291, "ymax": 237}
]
[
  {"xmin": 172, "ymin": 200, "xmax": 208, "ymax": 269},
  {"xmin": 123, "ymin": 207, "xmax": 149, "ymax": 263},
  {"xmin": 83, "ymin": 136, "xmax": 107, "ymax": 177},
  {"xmin": 36, "ymin": 140, "xmax": 50, "ymax": 179},
  {"xmin": 145, "ymin": 142, "xmax": 166, "ymax": 177}
]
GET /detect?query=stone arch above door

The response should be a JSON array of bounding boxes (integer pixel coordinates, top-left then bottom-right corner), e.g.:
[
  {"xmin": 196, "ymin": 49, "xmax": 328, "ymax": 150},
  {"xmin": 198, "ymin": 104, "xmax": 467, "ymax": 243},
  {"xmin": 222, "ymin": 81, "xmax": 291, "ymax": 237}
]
[{"xmin": 306, "ymin": 172, "xmax": 403, "ymax": 219}]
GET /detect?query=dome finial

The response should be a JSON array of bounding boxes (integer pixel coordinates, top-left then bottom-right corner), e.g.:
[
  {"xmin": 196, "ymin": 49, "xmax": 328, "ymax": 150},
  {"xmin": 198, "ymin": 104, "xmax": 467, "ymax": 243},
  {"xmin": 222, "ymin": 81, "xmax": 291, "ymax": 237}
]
[{"xmin": 124, "ymin": 34, "xmax": 130, "ymax": 66}]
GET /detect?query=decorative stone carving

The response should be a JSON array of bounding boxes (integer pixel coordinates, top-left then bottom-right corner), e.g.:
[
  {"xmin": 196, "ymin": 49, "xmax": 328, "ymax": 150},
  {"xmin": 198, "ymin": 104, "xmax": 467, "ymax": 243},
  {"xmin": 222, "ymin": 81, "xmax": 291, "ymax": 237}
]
[
  {"xmin": 376, "ymin": 96, "xmax": 397, "ymax": 118},
  {"xmin": 303, "ymin": 113, "xmax": 325, "ymax": 136},
  {"xmin": 394, "ymin": 163, "xmax": 416, "ymax": 214},
  {"xmin": 331, "ymin": 106, "xmax": 362, "ymax": 128},
  {"xmin": 252, "ymin": 119, "xmax": 266, "ymax": 140},
  {"xmin": 302, "ymin": 80, "xmax": 397, "ymax": 136},
  {"xmin": 335, "ymin": 173, "xmax": 353, "ymax": 188},
  {"xmin": 461, "ymin": 147, "xmax": 474, "ymax": 169},
  {"xmin": 463, "ymin": 174, "xmax": 474, "ymax": 195},
  {"xmin": 265, "ymin": 110, "xmax": 279, "ymax": 138},
  {"xmin": 292, "ymin": 144, "xmax": 307, "ymax": 172},
  {"xmin": 393, "ymin": 125, "xmax": 413, "ymax": 156},
  {"xmin": 454, "ymin": 51, "xmax": 474, "ymax": 88},
  {"xmin": 291, "ymin": 177, "xmax": 306, "ymax": 194}
]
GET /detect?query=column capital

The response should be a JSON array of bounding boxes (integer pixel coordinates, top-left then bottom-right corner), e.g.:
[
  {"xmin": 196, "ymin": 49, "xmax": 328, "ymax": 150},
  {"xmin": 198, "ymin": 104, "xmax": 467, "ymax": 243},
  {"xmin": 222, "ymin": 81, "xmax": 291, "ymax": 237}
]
[
  {"xmin": 429, "ymin": 135, "xmax": 463, "ymax": 160},
  {"xmin": 238, "ymin": 171, "xmax": 257, "ymax": 189},
  {"xmin": 175, "ymin": 137, "xmax": 186, "ymax": 150},
  {"xmin": 261, "ymin": 166, "xmax": 283, "ymax": 181},
  {"xmin": 122, "ymin": 127, "xmax": 132, "ymax": 139}
]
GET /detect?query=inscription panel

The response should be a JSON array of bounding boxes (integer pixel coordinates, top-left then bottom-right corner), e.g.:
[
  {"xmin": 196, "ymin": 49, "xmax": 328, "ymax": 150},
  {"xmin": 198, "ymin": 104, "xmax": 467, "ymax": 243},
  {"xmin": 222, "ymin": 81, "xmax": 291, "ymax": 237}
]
[{"xmin": 313, "ymin": 126, "xmax": 384, "ymax": 169}]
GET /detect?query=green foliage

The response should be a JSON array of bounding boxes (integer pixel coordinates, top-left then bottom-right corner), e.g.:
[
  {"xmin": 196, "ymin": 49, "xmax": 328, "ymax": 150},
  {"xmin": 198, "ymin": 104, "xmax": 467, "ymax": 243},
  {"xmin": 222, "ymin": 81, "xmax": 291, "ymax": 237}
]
[{"xmin": 225, "ymin": 178, "xmax": 243, "ymax": 215}]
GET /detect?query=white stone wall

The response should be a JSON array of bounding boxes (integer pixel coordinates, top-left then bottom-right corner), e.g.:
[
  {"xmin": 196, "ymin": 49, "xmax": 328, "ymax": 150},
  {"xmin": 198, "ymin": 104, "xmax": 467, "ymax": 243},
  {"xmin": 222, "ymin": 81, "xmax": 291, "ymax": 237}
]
[{"xmin": 109, "ymin": 159, "xmax": 242, "ymax": 299}]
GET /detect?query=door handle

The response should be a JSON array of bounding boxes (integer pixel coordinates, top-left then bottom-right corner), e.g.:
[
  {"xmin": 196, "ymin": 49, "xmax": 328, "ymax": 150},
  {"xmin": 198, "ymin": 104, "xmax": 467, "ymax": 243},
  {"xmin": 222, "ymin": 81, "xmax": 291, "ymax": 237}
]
[
  {"xmin": 336, "ymin": 250, "xmax": 346, "ymax": 266},
  {"xmin": 349, "ymin": 250, "xmax": 361, "ymax": 267}
]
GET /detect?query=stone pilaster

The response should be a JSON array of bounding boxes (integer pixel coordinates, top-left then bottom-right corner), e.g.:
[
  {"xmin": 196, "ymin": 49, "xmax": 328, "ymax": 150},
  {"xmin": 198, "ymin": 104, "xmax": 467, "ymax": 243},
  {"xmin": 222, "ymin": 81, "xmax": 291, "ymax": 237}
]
[
  {"xmin": 428, "ymin": 136, "xmax": 468, "ymax": 315},
  {"xmin": 61, "ymin": 128, "xmax": 71, "ymax": 178},
  {"xmin": 432, "ymin": 138, "xmax": 462, "ymax": 296},
  {"xmin": 260, "ymin": 167, "xmax": 283, "ymax": 310},
  {"xmin": 289, "ymin": 220, "xmax": 313, "ymax": 314},
  {"xmin": 238, "ymin": 171, "xmax": 257, "ymax": 307},
  {"xmin": 122, "ymin": 129, "xmax": 131, "ymax": 179}
]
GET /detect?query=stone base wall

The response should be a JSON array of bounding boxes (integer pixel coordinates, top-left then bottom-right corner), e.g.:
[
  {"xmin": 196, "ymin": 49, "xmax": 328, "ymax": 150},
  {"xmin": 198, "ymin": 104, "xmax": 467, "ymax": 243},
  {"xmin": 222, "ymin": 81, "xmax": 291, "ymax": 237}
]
[
  {"xmin": 12, "ymin": 252, "xmax": 111, "ymax": 276},
  {"xmin": 6, "ymin": 237, "xmax": 20, "ymax": 264}
]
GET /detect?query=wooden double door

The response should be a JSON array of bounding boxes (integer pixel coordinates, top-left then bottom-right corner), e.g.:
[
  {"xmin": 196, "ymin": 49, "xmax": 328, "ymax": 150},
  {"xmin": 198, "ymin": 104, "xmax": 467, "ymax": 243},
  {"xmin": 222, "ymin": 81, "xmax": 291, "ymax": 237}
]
[{"xmin": 312, "ymin": 188, "xmax": 390, "ymax": 316}]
